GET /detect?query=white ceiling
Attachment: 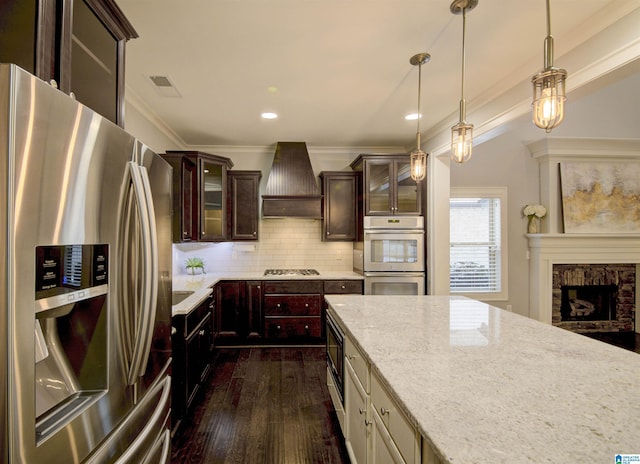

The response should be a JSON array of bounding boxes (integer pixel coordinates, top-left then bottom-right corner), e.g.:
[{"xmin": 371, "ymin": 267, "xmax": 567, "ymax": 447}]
[{"xmin": 118, "ymin": 0, "xmax": 640, "ymax": 150}]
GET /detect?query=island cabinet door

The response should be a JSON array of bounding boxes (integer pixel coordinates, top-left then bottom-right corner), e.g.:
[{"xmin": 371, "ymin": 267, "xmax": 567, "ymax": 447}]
[
  {"xmin": 371, "ymin": 408, "xmax": 404, "ymax": 464},
  {"xmin": 345, "ymin": 362, "xmax": 370, "ymax": 464}
]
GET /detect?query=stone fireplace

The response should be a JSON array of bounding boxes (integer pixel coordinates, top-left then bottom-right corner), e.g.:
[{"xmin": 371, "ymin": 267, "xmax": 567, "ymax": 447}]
[{"xmin": 552, "ymin": 263, "xmax": 635, "ymax": 332}]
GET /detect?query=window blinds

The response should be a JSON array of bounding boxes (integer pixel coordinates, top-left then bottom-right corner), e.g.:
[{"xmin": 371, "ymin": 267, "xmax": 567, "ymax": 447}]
[{"xmin": 450, "ymin": 197, "xmax": 501, "ymax": 292}]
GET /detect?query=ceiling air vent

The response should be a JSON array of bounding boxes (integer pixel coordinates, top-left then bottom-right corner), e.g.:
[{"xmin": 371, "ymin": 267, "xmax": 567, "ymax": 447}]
[{"xmin": 147, "ymin": 75, "xmax": 181, "ymax": 97}]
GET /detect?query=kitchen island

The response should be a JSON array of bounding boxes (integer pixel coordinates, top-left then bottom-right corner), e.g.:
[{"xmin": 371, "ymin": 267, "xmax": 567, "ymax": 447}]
[{"xmin": 325, "ymin": 295, "xmax": 640, "ymax": 463}]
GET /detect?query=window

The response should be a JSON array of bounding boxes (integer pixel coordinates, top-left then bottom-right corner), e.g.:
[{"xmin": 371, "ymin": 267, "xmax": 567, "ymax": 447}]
[{"xmin": 450, "ymin": 187, "xmax": 508, "ymax": 301}]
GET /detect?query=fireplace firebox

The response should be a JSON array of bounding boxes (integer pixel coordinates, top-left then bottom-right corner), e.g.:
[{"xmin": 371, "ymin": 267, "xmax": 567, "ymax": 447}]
[
  {"xmin": 560, "ymin": 285, "xmax": 617, "ymax": 321},
  {"xmin": 552, "ymin": 264, "xmax": 635, "ymax": 333}
]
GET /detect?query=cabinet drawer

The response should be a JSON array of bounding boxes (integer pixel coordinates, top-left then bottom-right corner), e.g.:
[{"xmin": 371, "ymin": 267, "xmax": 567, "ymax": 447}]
[
  {"xmin": 185, "ymin": 300, "xmax": 210, "ymax": 336},
  {"xmin": 263, "ymin": 280, "xmax": 323, "ymax": 294},
  {"xmin": 323, "ymin": 280, "xmax": 363, "ymax": 294},
  {"xmin": 173, "ymin": 299, "xmax": 210, "ymax": 338},
  {"xmin": 345, "ymin": 336, "xmax": 369, "ymax": 393},
  {"xmin": 264, "ymin": 295, "xmax": 322, "ymax": 316},
  {"xmin": 264, "ymin": 317, "xmax": 321, "ymax": 339},
  {"xmin": 371, "ymin": 371, "xmax": 420, "ymax": 464}
]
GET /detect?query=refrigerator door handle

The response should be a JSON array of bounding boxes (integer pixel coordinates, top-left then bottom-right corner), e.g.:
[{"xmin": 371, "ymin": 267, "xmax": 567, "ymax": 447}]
[
  {"xmin": 136, "ymin": 164, "xmax": 159, "ymax": 377},
  {"xmin": 114, "ymin": 375, "xmax": 171, "ymax": 464},
  {"xmin": 126, "ymin": 162, "xmax": 158, "ymax": 384},
  {"xmin": 142, "ymin": 429, "xmax": 171, "ymax": 464}
]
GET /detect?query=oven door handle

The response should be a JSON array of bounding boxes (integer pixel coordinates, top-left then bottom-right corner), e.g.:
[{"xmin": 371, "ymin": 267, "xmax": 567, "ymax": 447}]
[
  {"xmin": 364, "ymin": 230, "xmax": 424, "ymax": 235},
  {"xmin": 363, "ymin": 272, "xmax": 425, "ymax": 277}
]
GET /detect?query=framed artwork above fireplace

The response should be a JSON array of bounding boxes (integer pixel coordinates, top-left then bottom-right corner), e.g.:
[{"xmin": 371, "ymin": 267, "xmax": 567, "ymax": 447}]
[{"xmin": 559, "ymin": 161, "xmax": 640, "ymax": 233}]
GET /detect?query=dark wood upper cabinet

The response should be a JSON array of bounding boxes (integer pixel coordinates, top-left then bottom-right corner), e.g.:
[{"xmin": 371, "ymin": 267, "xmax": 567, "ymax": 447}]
[
  {"xmin": 228, "ymin": 170, "xmax": 261, "ymax": 241},
  {"xmin": 320, "ymin": 171, "xmax": 359, "ymax": 242},
  {"xmin": 0, "ymin": 0, "xmax": 137, "ymax": 126},
  {"xmin": 162, "ymin": 151, "xmax": 234, "ymax": 242},
  {"xmin": 351, "ymin": 154, "xmax": 422, "ymax": 216},
  {"xmin": 161, "ymin": 154, "xmax": 197, "ymax": 242}
]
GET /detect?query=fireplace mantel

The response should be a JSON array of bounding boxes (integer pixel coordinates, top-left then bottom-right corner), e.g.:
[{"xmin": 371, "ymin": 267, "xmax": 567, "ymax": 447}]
[{"xmin": 527, "ymin": 233, "xmax": 640, "ymax": 324}]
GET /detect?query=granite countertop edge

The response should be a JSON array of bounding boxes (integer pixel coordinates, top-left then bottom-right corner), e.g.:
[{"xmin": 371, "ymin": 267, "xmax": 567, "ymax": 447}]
[{"xmin": 171, "ymin": 271, "xmax": 363, "ymax": 316}]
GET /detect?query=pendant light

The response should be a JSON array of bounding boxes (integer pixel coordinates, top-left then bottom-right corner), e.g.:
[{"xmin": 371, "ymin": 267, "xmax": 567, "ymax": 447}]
[
  {"xmin": 531, "ymin": 0, "xmax": 567, "ymax": 132},
  {"xmin": 409, "ymin": 52, "xmax": 430, "ymax": 183},
  {"xmin": 450, "ymin": 0, "xmax": 477, "ymax": 164}
]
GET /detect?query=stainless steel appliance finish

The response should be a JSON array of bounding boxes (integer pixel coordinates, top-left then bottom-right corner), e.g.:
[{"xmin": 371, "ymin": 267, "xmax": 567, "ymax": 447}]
[
  {"xmin": 1, "ymin": 64, "xmax": 172, "ymax": 464},
  {"xmin": 363, "ymin": 272, "xmax": 425, "ymax": 295},
  {"xmin": 355, "ymin": 216, "xmax": 425, "ymax": 295},
  {"xmin": 359, "ymin": 216, "xmax": 424, "ymax": 273},
  {"xmin": 263, "ymin": 269, "xmax": 320, "ymax": 276},
  {"xmin": 325, "ymin": 311, "xmax": 345, "ymax": 429}
]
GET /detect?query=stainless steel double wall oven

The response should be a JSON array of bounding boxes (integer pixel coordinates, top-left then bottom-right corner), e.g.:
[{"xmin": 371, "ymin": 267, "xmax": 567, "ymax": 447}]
[{"xmin": 354, "ymin": 216, "xmax": 425, "ymax": 295}]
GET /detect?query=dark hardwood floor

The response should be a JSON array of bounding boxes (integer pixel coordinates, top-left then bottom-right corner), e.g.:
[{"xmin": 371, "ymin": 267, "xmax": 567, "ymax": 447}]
[
  {"xmin": 171, "ymin": 347, "xmax": 350, "ymax": 464},
  {"xmin": 583, "ymin": 331, "xmax": 640, "ymax": 354}
]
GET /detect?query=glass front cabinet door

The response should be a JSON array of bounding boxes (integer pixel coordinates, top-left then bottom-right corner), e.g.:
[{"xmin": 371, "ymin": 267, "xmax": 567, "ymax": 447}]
[
  {"xmin": 351, "ymin": 154, "xmax": 422, "ymax": 216},
  {"xmin": 162, "ymin": 151, "xmax": 234, "ymax": 242},
  {"xmin": 199, "ymin": 157, "xmax": 232, "ymax": 241}
]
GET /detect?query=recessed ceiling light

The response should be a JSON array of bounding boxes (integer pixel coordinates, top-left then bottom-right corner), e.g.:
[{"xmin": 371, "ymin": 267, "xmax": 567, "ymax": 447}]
[
  {"xmin": 405, "ymin": 113, "xmax": 421, "ymax": 121},
  {"xmin": 261, "ymin": 112, "xmax": 278, "ymax": 120}
]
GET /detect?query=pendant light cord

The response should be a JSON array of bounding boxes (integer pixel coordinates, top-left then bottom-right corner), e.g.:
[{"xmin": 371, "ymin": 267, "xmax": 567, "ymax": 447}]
[
  {"xmin": 416, "ymin": 61, "xmax": 422, "ymax": 147},
  {"xmin": 459, "ymin": 7, "xmax": 467, "ymax": 123},
  {"xmin": 546, "ymin": 0, "xmax": 551, "ymax": 37}
]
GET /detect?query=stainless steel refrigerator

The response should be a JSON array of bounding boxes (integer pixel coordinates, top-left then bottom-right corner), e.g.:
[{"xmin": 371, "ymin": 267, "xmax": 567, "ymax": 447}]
[{"xmin": 0, "ymin": 64, "xmax": 173, "ymax": 463}]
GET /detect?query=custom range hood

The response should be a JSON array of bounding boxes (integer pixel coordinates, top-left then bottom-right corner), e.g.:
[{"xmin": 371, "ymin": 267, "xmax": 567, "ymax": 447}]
[{"xmin": 262, "ymin": 142, "xmax": 322, "ymax": 218}]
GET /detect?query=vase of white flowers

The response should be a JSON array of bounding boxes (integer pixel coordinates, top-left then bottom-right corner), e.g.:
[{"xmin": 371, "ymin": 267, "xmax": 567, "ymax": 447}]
[{"xmin": 523, "ymin": 204, "xmax": 546, "ymax": 234}]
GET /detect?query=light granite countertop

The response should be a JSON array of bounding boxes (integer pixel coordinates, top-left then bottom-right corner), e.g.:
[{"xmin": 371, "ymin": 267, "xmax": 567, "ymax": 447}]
[
  {"xmin": 325, "ymin": 294, "xmax": 640, "ymax": 463},
  {"xmin": 171, "ymin": 271, "xmax": 363, "ymax": 316}
]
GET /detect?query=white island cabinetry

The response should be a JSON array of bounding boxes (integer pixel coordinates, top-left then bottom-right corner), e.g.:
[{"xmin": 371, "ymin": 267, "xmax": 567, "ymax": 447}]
[
  {"xmin": 325, "ymin": 295, "xmax": 640, "ymax": 464},
  {"xmin": 343, "ymin": 332, "xmax": 424, "ymax": 464},
  {"xmin": 370, "ymin": 370, "xmax": 421, "ymax": 464}
]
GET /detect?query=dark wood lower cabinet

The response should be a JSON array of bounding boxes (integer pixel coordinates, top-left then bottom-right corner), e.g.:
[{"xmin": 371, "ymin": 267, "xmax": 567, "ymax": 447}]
[
  {"xmin": 263, "ymin": 280, "xmax": 324, "ymax": 343},
  {"xmin": 172, "ymin": 294, "xmax": 214, "ymax": 432},
  {"xmin": 213, "ymin": 279, "xmax": 362, "ymax": 346},
  {"xmin": 215, "ymin": 281, "xmax": 245, "ymax": 343},
  {"xmin": 246, "ymin": 281, "xmax": 263, "ymax": 340}
]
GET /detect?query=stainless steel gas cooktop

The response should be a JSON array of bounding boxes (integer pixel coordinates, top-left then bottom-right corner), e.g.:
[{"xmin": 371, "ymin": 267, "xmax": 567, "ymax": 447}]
[{"xmin": 263, "ymin": 269, "xmax": 320, "ymax": 276}]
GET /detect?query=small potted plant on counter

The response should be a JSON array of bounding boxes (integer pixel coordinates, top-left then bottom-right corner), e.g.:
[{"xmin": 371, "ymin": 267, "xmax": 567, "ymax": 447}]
[{"xmin": 185, "ymin": 257, "xmax": 206, "ymax": 275}]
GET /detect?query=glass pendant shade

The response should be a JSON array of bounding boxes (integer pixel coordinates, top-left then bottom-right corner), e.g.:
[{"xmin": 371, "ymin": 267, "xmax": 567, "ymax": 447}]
[
  {"xmin": 451, "ymin": 122, "xmax": 473, "ymax": 164},
  {"xmin": 410, "ymin": 148, "xmax": 427, "ymax": 182},
  {"xmin": 532, "ymin": 68, "xmax": 566, "ymax": 132},
  {"xmin": 532, "ymin": 0, "xmax": 567, "ymax": 132}
]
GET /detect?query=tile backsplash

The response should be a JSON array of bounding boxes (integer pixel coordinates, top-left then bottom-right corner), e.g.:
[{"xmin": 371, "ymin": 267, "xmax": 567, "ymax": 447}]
[{"xmin": 173, "ymin": 218, "xmax": 354, "ymax": 275}]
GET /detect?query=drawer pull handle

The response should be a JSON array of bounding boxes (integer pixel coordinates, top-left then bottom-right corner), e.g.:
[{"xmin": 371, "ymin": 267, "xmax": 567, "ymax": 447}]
[
  {"xmin": 380, "ymin": 407, "xmax": 389, "ymax": 415},
  {"xmin": 347, "ymin": 354, "xmax": 356, "ymax": 360},
  {"xmin": 358, "ymin": 407, "xmax": 366, "ymax": 415},
  {"xmin": 304, "ymin": 325, "xmax": 309, "ymax": 330},
  {"xmin": 277, "ymin": 303, "xmax": 281, "ymax": 308},
  {"xmin": 199, "ymin": 330, "xmax": 205, "ymax": 336},
  {"xmin": 364, "ymin": 419, "xmax": 372, "ymax": 426},
  {"xmin": 276, "ymin": 325, "xmax": 281, "ymax": 330},
  {"xmin": 305, "ymin": 303, "xmax": 309, "ymax": 307},
  {"xmin": 341, "ymin": 285, "xmax": 346, "ymax": 289}
]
